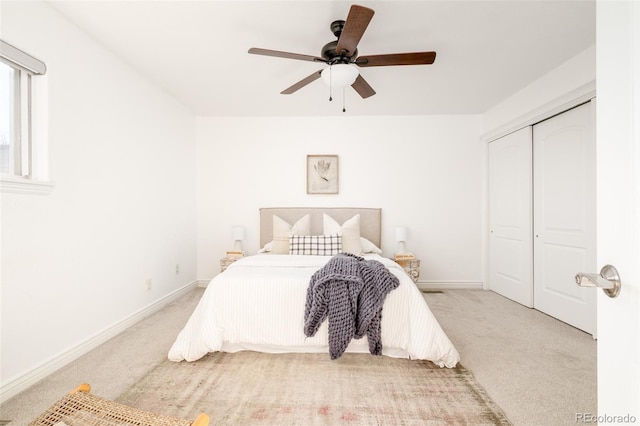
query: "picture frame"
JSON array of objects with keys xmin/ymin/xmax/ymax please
[{"xmin": 307, "ymin": 155, "xmax": 339, "ymax": 194}]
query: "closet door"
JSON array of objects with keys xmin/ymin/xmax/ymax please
[
  {"xmin": 489, "ymin": 127, "xmax": 533, "ymax": 307},
  {"xmin": 533, "ymin": 101, "xmax": 596, "ymax": 335}
]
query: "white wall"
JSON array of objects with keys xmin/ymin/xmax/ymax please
[
  {"xmin": 0, "ymin": 1, "xmax": 197, "ymax": 399},
  {"xmin": 196, "ymin": 115, "xmax": 484, "ymax": 287}
]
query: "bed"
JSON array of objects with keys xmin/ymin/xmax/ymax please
[{"xmin": 168, "ymin": 207, "xmax": 460, "ymax": 368}]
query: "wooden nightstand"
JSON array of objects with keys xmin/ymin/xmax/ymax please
[
  {"xmin": 220, "ymin": 253, "xmax": 243, "ymax": 272},
  {"xmin": 393, "ymin": 255, "xmax": 420, "ymax": 283}
]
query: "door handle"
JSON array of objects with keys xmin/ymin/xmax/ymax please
[{"xmin": 575, "ymin": 265, "xmax": 621, "ymax": 298}]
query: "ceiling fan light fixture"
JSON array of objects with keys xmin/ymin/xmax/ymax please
[{"xmin": 321, "ymin": 64, "xmax": 358, "ymax": 89}]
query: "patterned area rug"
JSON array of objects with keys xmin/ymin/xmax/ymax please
[{"xmin": 117, "ymin": 352, "xmax": 511, "ymax": 425}]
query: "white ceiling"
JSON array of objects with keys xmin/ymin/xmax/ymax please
[{"xmin": 47, "ymin": 0, "xmax": 595, "ymax": 117}]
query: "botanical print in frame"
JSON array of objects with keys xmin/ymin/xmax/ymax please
[{"xmin": 307, "ymin": 155, "xmax": 338, "ymax": 194}]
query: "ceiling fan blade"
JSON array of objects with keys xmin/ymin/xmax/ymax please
[
  {"xmin": 281, "ymin": 70, "xmax": 323, "ymax": 94},
  {"xmin": 248, "ymin": 48, "xmax": 324, "ymax": 63},
  {"xmin": 356, "ymin": 52, "xmax": 437, "ymax": 67},
  {"xmin": 351, "ymin": 74, "xmax": 376, "ymax": 99},
  {"xmin": 335, "ymin": 5, "xmax": 375, "ymax": 57}
]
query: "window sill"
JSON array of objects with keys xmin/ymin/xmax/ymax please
[{"xmin": 1, "ymin": 175, "xmax": 55, "ymax": 195}]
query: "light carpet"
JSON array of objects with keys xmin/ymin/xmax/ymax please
[{"xmin": 116, "ymin": 351, "xmax": 512, "ymax": 425}]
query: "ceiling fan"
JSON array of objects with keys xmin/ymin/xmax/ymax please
[{"xmin": 248, "ymin": 4, "xmax": 436, "ymax": 101}]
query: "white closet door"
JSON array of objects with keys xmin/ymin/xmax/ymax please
[
  {"xmin": 533, "ymin": 101, "xmax": 596, "ymax": 335},
  {"xmin": 489, "ymin": 127, "xmax": 533, "ymax": 307}
]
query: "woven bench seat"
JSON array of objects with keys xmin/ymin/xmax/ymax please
[{"xmin": 29, "ymin": 384, "xmax": 209, "ymax": 426}]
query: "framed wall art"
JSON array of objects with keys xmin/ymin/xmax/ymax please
[{"xmin": 307, "ymin": 155, "xmax": 339, "ymax": 194}]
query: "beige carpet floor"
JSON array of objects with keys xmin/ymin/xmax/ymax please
[
  {"xmin": 116, "ymin": 351, "xmax": 510, "ymax": 425},
  {"xmin": 0, "ymin": 288, "xmax": 596, "ymax": 425},
  {"xmin": 424, "ymin": 289, "xmax": 596, "ymax": 425}
]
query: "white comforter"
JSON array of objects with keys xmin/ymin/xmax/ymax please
[{"xmin": 168, "ymin": 254, "xmax": 460, "ymax": 367}]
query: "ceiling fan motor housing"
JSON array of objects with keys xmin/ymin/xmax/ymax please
[{"xmin": 321, "ymin": 40, "xmax": 357, "ymax": 64}]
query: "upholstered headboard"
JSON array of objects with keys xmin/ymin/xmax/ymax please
[{"xmin": 259, "ymin": 207, "xmax": 382, "ymax": 249}]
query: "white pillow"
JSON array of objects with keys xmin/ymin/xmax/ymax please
[
  {"xmin": 361, "ymin": 237, "xmax": 382, "ymax": 254},
  {"xmin": 323, "ymin": 213, "xmax": 362, "ymax": 255},
  {"xmin": 258, "ymin": 241, "xmax": 273, "ymax": 253},
  {"xmin": 272, "ymin": 215, "xmax": 311, "ymax": 254}
]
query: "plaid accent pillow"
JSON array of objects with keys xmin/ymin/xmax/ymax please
[{"xmin": 289, "ymin": 234, "xmax": 342, "ymax": 256}]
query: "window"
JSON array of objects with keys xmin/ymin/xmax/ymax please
[
  {"xmin": 0, "ymin": 39, "xmax": 50, "ymax": 194},
  {"xmin": 0, "ymin": 60, "xmax": 28, "ymax": 176}
]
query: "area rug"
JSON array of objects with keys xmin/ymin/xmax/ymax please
[{"xmin": 117, "ymin": 351, "xmax": 511, "ymax": 425}]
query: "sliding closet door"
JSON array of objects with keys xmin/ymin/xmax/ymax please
[
  {"xmin": 488, "ymin": 127, "xmax": 533, "ymax": 307},
  {"xmin": 533, "ymin": 101, "xmax": 596, "ymax": 335}
]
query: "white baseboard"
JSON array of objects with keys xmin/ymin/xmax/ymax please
[
  {"xmin": 0, "ymin": 280, "xmax": 198, "ymax": 403},
  {"xmin": 197, "ymin": 279, "xmax": 211, "ymax": 288},
  {"xmin": 416, "ymin": 281, "xmax": 484, "ymax": 291}
]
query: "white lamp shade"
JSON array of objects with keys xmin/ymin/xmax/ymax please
[
  {"xmin": 321, "ymin": 64, "xmax": 359, "ymax": 89},
  {"xmin": 232, "ymin": 226, "xmax": 245, "ymax": 241},
  {"xmin": 396, "ymin": 226, "xmax": 408, "ymax": 242},
  {"xmin": 395, "ymin": 227, "xmax": 408, "ymax": 242},
  {"xmin": 395, "ymin": 227, "xmax": 409, "ymax": 254}
]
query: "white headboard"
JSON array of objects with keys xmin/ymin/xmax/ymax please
[{"xmin": 259, "ymin": 207, "xmax": 382, "ymax": 249}]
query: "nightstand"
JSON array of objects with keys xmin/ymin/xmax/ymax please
[
  {"xmin": 220, "ymin": 255, "xmax": 242, "ymax": 272},
  {"xmin": 393, "ymin": 256, "xmax": 420, "ymax": 283}
]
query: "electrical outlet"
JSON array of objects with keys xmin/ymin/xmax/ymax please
[
  {"xmin": 175, "ymin": 264, "xmax": 180, "ymax": 275},
  {"xmin": 145, "ymin": 278, "xmax": 152, "ymax": 291}
]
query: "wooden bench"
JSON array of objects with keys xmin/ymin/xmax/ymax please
[{"xmin": 29, "ymin": 384, "xmax": 209, "ymax": 426}]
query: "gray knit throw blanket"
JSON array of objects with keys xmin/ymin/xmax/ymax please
[{"xmin": 304, "ymin": 253, "xmax": 400, "ymax": 360}]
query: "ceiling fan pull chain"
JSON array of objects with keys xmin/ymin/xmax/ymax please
[
  {"xmin": 342, "ymin": 87, "xmax": 346, "ymax": 112},
  {"xmin": 328, "ymin": 65, "xmax": 333, "ymax": 101}
]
